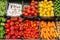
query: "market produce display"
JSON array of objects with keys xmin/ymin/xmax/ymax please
[
  {"xmin": 39, "ymin": 0, "xmax": 54, "ymax": 17},
  {"xmin": 54, "ymin": 0, "xmax": 60, "ymax": 16},
  {"xmin": 5, "ymin": 17, "xmax": 23, "ymax": 39},
  {"xmin": 0, "ymin": 0, "xmax": 60, "ymax": 39},
  {"xmin": 0, "ymin": 0, "xmax": 7, "ymax": 16},
  {"xmin": 40, "ymin": 21, "xmax": 58, "ymax": 40},
  {"xmin": 0, "ymin": 17, "xmax": 6, "ymax": 38},
  {"xmin": 23, "ymin": 20, "xmax": 39, "ymax": 38},
  {"xmin": 57, "ymin": 21, "xmax": 60, "ymax": 38},
  {"xmin": 7, "ymin": 3, "xmax": 22, "ymax": 16},
  {"xmin": 22, "ymin": 0, "xmax": 38, "ymax": 16}
]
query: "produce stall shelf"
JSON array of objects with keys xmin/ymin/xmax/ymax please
[{"xmin": 0, "ymin": 0, "xmax": 60, "ymax": 40}]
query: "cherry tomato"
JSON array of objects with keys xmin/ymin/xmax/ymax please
[
  {"xmin": 34, "ymin": 13, "xmax": 38, "ymax": 16},
  {"xmin": 24, "ymin": 13, "xmax": 28, "ymax": 16},
  {"xmin": 12, "ymin": 36, "xmax": 16, "ymax": 39},
  {"xmin": 6, "ymin": 35, "xmax": 10, "ymax": 39},
  {"xmin": 7, "ymin": 20, "xmax": 11, "ymax": 23},
  {"xmin": 10, "ymin": 21, "xmax": 14, "ymax": 26},
  {"xmin": 18, "ymin": 18, "xmax": 23, "ymax": 23},
  {"xmin": 5, "ymin": 29, "xmax": 10, "ymax": 33},
  {"xmin": 34, "ymin": 1, "xmax": 38, "ymax": 5},
  {"xmin": 35, "ymin": 5, "xmax": 38, "ymax": 8},
  {"xmin": 30, "ymin": 6, "xmax": 35, "ymax": 11},
  {"xmin": 5, "ymin": 23, "xmax": 10, "ymax": 29},
  {"xmin": 31, "ymin": 11, "xmax": 35, "ymax": 14},
  {"xmin": 30, "ymin": 3, "xmax": 35, "ymax": 6}
]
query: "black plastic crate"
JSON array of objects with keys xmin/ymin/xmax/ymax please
[
  {"xmin": 0, "ymin": 17, "xmax": 7, "ymax": 39},
  {"xmin": 38, "ymin": 0, "xmax": 55, "ymax": 18},
  {"xmin": 56, "ymin": 18, "xmax": 60, "ymax": 40},
  {"xmin": 40, "ymin": 18, "xmax": 58, "ymax": 40},
  {"xmin": 4, "ymin": 16, "xmax": 23, "ymax": 39},
  {"xmin": 0, "ymin": 0, "xmax": 7, "ymax": 17},
  {"xmin": 54, "ymin": 0, "xmax": 60, "ymax": 18},
  {"xmin": 22, "ymin": 18, "xmax": 40, "ymax": 39},
  {"xmin": 22, "ymin": 0, "xmax": 39, "ymax": 18}
]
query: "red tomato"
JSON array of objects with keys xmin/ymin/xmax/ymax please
[
  {"xmin": 23, "ymin": 9, "xmax": 26, "ymax": 12},
  {"xmin": 14, "ymin": 26, "xmax": 19, "ymax": 30},
  {"xmin": 30, "ymin": 3, "xmax": 35, "ymax": 6},
  {"xmin": 24, "ymin": 6, "xmax": 29, "ymax": 9},
  {"xmin": 35, "ymin": 5, "xmax": 38, "ymax": 8},
  {"xmin": 31, "ymin": 0, "xmax": 34, "ymax": 3},
  {"xmin": 23, "ymin": 12, "xmax": 25, "ymax": 15},
  {"xmin": 18, "ymin": 31, "xmax": 22, "ymax": 36},
  {"xmin": 13, "ymin": 17, "xmax": 18, "ymax": 21},
  {"xmin": 10, "ymin": 26, "xmax": 15, "ymax": 30},
  {"xmin": 10, "ymin": 18, "xmax": 14, "ymax": 21},
  {"xmin": 27, "ymin": 6, "xmax": 30, "ymax": 10},
  {"xmin": 15, "ymin": 22, "xmax": 19, "ymax": 25},
  {"xmin": 24, "ymin": 13, "xmax": 28, "ymax": 16},
  {"xmin": 6, "ymin": 35, "xmax": 10, "ymax": 39},
  {"xmin": 7, "ymin": 20, "xmax": 11, "ymax": 23},
  {"xmin": 5, "ymin": 23, "xmax": 10, "ymax": 29},
  {"xmin": 10, "ymin": 21, "xmax": 14, "ymax": 26},
  {"xmin": 34, "ymin": 1, "xmax": 38, "ymax": 5},
  {"xmin": 8, "ymin": 33, "xmax": 12, "ymax": 36},
  {"xmin": 18, "ymin": 18, "xmax": 23, "ymax": 23},
  {"xmin": 31, "ymin": 11, "xmax": 35, "ymax": 14},
  {"xmin": 34, "ymin": 13, "xmax": 38, "ymax": 16},
  {"xmin": 36, "ymin": 29, "xmax": 39, "ymax": 33},
  {"xmin": 18, "ymin": 24, "xmax": 22, "ymax": 27},
  {"xmin": 35, "ymin": 35, "xmax": 39, "ymax": 38},
  {"xmin": 30, "ymin": 6, "xmax": 35, "ymax": 11},
  {"xmin": 12, "ymin": 36, "xmax": 16, "ymax": 39},
  {"xmin": 5, "ymin": 29, "xmax": 10, "ymax": 33},
  {"xmin": 27, "ymin": 9, "xmax": 30, "ymax": 13},
  {"xmin": 15, "ymin": 32, "xmax": 18, "ymax": 37},
  {"xmin": 19, "ymin": 27, "xmax": 23, "ymax": 30},
  {"xmin": 10, "ymin": 30, "xmax": 15, "ymax": 35},
  {"xmin": 17, "ymin": 35, "xmax": 21, "ymax": 38}
]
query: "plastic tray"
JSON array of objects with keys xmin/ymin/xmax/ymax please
[
  {"xmin": 40, "ymin": 18, "xmax": 59, "ymax": 40},
  {"xmin": 22, "ymin": 18, "xmax": 40, "ymax": 39},
  {"xmin": 56, "ymin": 18, "xmax": 60, "ymax": 40},
  {"xmin": 0, "ymin": 0, "xmax": 7, "ymax": 16},
  {"xmin": 22, "ymin": 0, "xmax": 39, "ymax": 18},
  {"xmin": 38, "ymin": 0, "xmax": 55, "ymax": 18},
  {"xmin": 54, "ymin": 0, "xmax": 60, "ymax": 18}
]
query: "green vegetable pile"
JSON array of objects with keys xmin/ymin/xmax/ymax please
[
  {"xmin": 0, "ymin": 17, "xmax": 6, "ymax": 38},
  {"xmin": 0, "ymin": 0, "xmax": 7, "ymax": 16},
  {"xmin": 54, "ymin": 0, "xmax": 60, "ymax": 16}
]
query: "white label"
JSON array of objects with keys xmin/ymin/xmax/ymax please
[{"xmin": 7, "ymin": 3, "xmax": 22, "ymax": 16}]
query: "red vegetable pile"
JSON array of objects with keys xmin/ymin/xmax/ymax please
[
  {"xmin": 23, "ymin": 0, "xmax": 38, "ymax": 16},
  {"xmin": 23, "ymin": 20, "xmax": 39, "ymax": 38},
  {"xmin": 4, "ymin": 17, "xmax": 23, "ymax": 39}
]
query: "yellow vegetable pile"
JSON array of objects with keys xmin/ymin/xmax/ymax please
[
  {"xmin": 57, "ymin": 21, "xmax": 60, "ymax": 38},
  {"xmin": 38, "ymin": 0, "xmax": 54, "ymax": 17},
  {"xmin": 40, "ymin": 21, "xmax": 58, "ymax": 40}
]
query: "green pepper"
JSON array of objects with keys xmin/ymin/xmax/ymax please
[
  {"xmin": 0, "ymin": 26, "xmax": 4, "ymax": 31},
  {"xmin": 0, "ymin": 31, "xmax": 5, "ymax": 35},
  {"xmin": 0, "ymin": 0, "xmax": 7, "ymax": 16},
  {"xmin": 0, "ymin": 18, "xmax": 1, "ymax": 22},
  {"xmin": 1, "ymin": 18, "xmax": 6, "ymax": 22},
  {"xmin": 0, "ymin": 23, "xmax": 5, "ymax": 26},
  {"xmin": 0, "ymin": 35, "xmax": 4, "ymax": 38}
]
